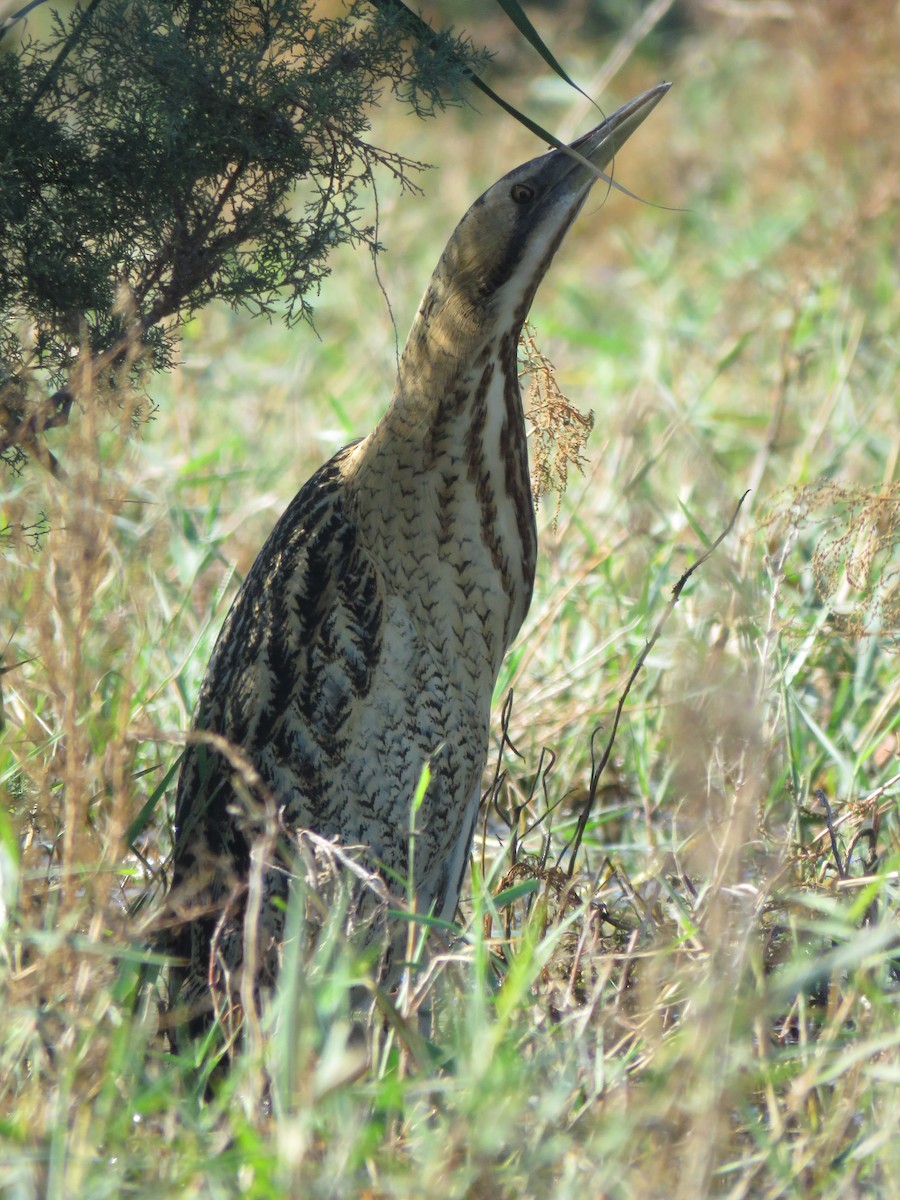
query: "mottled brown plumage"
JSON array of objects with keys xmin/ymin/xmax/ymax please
[{"xmin": 169, "ymin": 84, "xmax": 669, "ymax": 1030}]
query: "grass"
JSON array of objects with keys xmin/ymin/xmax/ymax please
[{"xmin": 2, "ymin": 4, "xmax": 899, "ymax": 1196}]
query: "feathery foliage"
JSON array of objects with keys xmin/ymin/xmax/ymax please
[{"xmin": 0, "ymin": 0, "xmax": 484, "ymax": 473}]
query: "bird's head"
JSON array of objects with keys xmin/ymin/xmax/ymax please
[{"xmin": 435, "ymin": 82, "xmax": 671, "ymax": 339}]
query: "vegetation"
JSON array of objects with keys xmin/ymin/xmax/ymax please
[
  {"xmin": 1, "ymin": 1, "xmax": 898, "ymax": 1196},
  {"xmin": 0, "ymin": 0, "xmax": 484, "ymax": 476}
]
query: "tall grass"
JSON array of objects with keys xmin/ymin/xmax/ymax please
[{"xmin": 2, "ymin": 4, "xmax": 898, "ymax": 1196}]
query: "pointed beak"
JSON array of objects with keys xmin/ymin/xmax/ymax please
[{"xmin": 567, "ymin": 82, "xmax": 671, "ymax": 179}]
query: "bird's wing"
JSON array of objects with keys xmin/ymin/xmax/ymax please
[{"xmin": 172, "ymin": 441, "xmax": 376, "ymax": 867}]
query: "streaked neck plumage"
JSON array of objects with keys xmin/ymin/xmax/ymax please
[{"xmin": 348, "ymin": 82, "xmax": 672, "ymax": 667}]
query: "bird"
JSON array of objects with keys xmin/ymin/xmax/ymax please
[{"xmin": 168, "ymin": 82, "xmax": 670, "ymax": 1034}]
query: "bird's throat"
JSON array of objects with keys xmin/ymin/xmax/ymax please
[{"xmin": 352, "ymin": 298, "xmax": 537, "ymax": 668}]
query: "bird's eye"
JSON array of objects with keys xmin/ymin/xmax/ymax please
[{"xmin": 510, "ymin": 182, "xmax": 535, "ymax": 204}]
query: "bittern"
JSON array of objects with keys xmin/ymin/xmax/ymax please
[{"xmin": 170, "ymin": 83, "xmax": 669, "ymax": 1028}]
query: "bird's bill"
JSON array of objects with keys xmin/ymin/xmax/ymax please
[{"xmin": 568, "ymin": 81, "xmax": 671, "ymax": 178}]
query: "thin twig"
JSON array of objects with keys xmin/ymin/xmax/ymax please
[
  {"xmin": 19, "ymin": 0, "xmax": 104, "ymax": 116},
  {"xmin": 564, "ymin": 491, "xmax": 750, "ymax": 878}
]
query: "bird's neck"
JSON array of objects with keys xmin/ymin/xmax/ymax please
[
  {"xmin": 351, "ymin": 271, "xmax": 537, "ymax": 660},
  {"xmin": 394, "ymin": 263, "xmax": 493, "ymax": 403}
]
